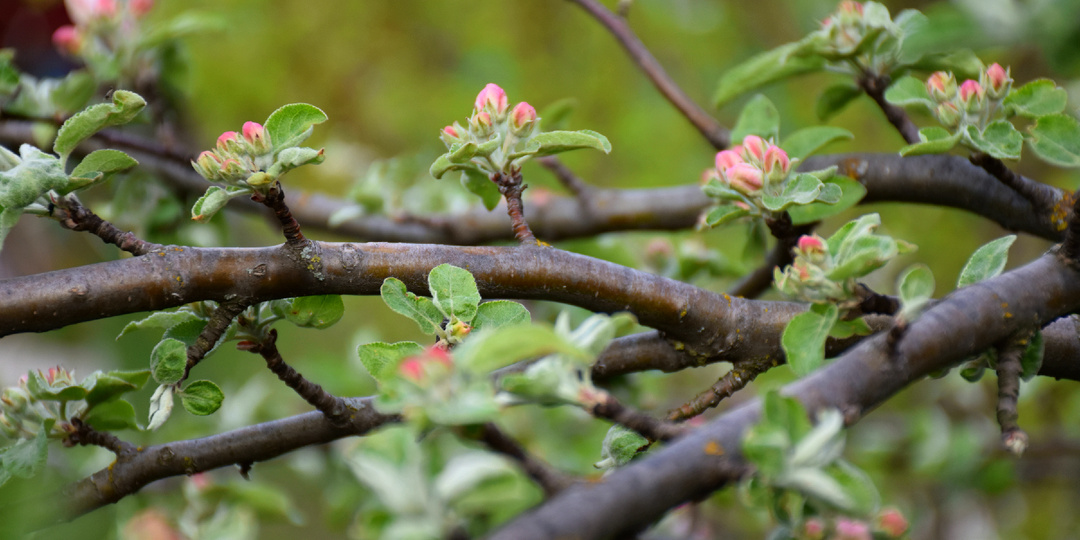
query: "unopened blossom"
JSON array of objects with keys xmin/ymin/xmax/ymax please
[
  {"xmin": 470, "ymin": 111, "xmax": 494, "ymax": 137},
  {"xmin": 762, "ymin": 145, "xmax": 790, "ymax": 181},
  {"xmin": 926, "ymin": 71, "xmax": 956, "ymax": 102},
  {"xmin": 934, "ymin": 101, "xmax": 962, "ymax": 128},
  {"xmin": 51, "ymin": 25, "xmax": 81, "ymax": 55},
  {"xmin": 714, "ymin": 149, "xmax": 743, "ymax": 174},
  {"xmin": 958, "ymin": 79, "xmax": 985, "ymax": 112},
  {"xmin": 740, "ymin": 135, "xmax": 769, "ymax": 163},
  {"xmin": 797, "ymin": 234, "xmax": 826, "ymax": 254},
  {"xmin": 130, "ymin": 0, "xmax": 154, "ymax": 18},
  {"xmin": 65, "ymin": 0, "xmax": 117, "ymax": 26},
  {"xmin": 833, "ymin": 519, "xmax": 871, "ymax": 540},
  {"xmin": 984, "ymin": 63, "xmax": 1011, "ymax": 99},
  {"xmin": 474, "ymin": 83, "xmax": 509, "ymax": 116},
  {"xmin": 510, "ymin": 101, "xmax": 537, "ymax": 135},
  {"xmin": 875, "ymin": 508, "xmax": 908, "ymax": 538},
  {"xmin": 242, "ymin": 121, "xmax": 271, "ymax": 154},
  {"xmin": 725, "ymin": 162, "xmax": 764, "ymax": 194},
  {"xmin": 216, "ymin": 131, "xmax": 240, "ymax": 153}
]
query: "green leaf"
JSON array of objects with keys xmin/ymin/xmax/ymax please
[
  {"xmin": 178, "ymin": 380, "xmax": 224, "ymax": 416},
  {"xmin": 780, "ymin": 126, "xmax": 853, "ymax": 161},
  {"xmin": 26, "ymin": 371, "xmax": 87, "ymax": 401},
  {"xmin": 899, "ymin": 127, "xmax": 961, "ymax": 156},
  {"xmin": 69, "ymin": 149, "xmax": 138, "ymax": 186},
  {"xmin": 731, "ymin": 94, "xmax": 780, "ymax": 143},
  {"xmin": 1020, "ymin": 331, "xmax": 1044, "ymax": 381},
  {"xmin": 460, "ymin": 168, "xmax": 501, "ymax": 211},
  {"xmin": 1, "ymin": 425, "xmax": 50, "ymax": 480},
  {"xmin": 782, "ymin": 303, "xmax": 839, "ymax": 376},
  {"xmin": 815, "ymin": 83, "xmax": 863, "ymax": 121},
  {"xmin": 428, "ymin": 264, "xmax": 481, "ymax": 323},
  {"xmin": 264, "ymin": 103, "xmax": 328, "ymax": 151},
  {"xmin": 150, "ymin": 338, "xmax": 187, "ymax": 385},
  {"xmin": 0, "ymin": 144, "xmax": 68, "ymax": 212},
  {"xmin": 1027, "ymin": 113, "xmax": 1080, "ymax": 167},
  {"xmin": 713, "ymin": 42, "xmax": 826, "ymax": 107},
  {"xmin": 821, "ymin": 460, "xmax": 880, "ymax": 515},
  {"xmin": 83, "ymin": 398, "xmax": 139, "ymax": 431},
  {"xmin": 284, "ymin": 295, "xmax": 345, "ymax": 329},
  {"xmin": 762, "ymin": 391, "xmax": 813, "ymax": 442},
  {"xmin": 53, "ymin": 90, "xmax": 146, "ymax": 162},
  {"xmin": 448, "ymin": 142, "xmax": 480, "ymax": 164},
  {"xmin": 430, "ymin": 152, "xmax": 482, "ymax": 180},
  {"xmin": 526, "ymin": 129, "xmax": 611, "ymax": 157},
  {"xmin": 829, "ymin": 317, "xmax": 872, "ymax": 339},
  {"xmin": 883, "ymin": 76, "xmax": 933, "ymax": 109},
  {"xmin": 788, "ymin": 176, "xmax": 866, "ymax": 225},
  {"xmin": 267, "ymin": 146, "xmax": 324, "ymax": 176},
  {"xmin": 454, "ymin": 324, "xmax": 587, "ymax": 374},
  {"xmin": 379, "ymin": 277, "xmax": 445, "ymax": 335},
  {"xmin": 118, "ymin": 310, "xmax": 202, "ymax": 339},
  {"xmin": 827, "ymin": 234, "xmax": 898, "ymax": 281},
  {"xmin": 1004, "ymin": 79, "xmax": 1068, "ymax": 118},
  {"xmin": 702, "ymin": 205, "xmax": 750, "ymax": 227},
  {"xmin": 957, "ymin": 235, "xmax": 1016, "ymax": 288},
  {"xmin": 83, "ymin": 370, "xmax": 150, "ymax": 408},
  {"xmin": 742, "ymin": 423, "xmax": 791, "ymax": 478},
  {"xmin": 897, "ymin": 264, "xmax": 935, "ymax": 320},
  {"xmin": 472, "ymin": 301, "xmax": 531, "ymax": 332},
  {"xmin": 902, "ymin": 50, "xmax": 984, "ymax": 80},
  {"xmin": 191, "ymin": 185, "xmax": 250, "ymax": 222},
  {"xmin": 761, "ymin": 173, "xmax": 826, "ymax": 212},
  {"xmin": 963, "ymin": 121, "xmax": 1023, "ymax": 160},
  {"xmin": 357, "ymin": 341, "xmax": 424, "ymax": 384},
  {"xmin": 594, "ymin": 425, "xmax": 649, "ymax": 470}
]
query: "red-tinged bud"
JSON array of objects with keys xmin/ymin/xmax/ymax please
[
  {"xmin": 130, "ymin": 0, "xmax": 154, "ymax": 18},
  {"xmin": 820, "ymin": 15, "xmax": 833, "ymax": 29},
  {"xmin": 984, "ymin": 63, "xmax": 1011, "ymax": 99},
  {"xmin": 474, "ymin": 83, "xmax": 509, "ymax": 117},
  {"xmin": 714, "ymin": 149, "xmax": 743, "ymax": 174},
  {"xmin": 958, "ymin": 79, "xmax": 985, "ymax": 112},
  {"xmin": 801, "ymin": 518, "xmax": 826, "ymax": 540},
  {"xmin": 834, "ymin": 519, "xmax": 872, "ymax": 540},
  {"xmin": 510, "ymin": 101, "xmax": 537, "ymax": 136},
  {"xmin": 52, "ymin": 25, "xmax": 81, "ymax": 55},
  {"xmin": 797, "ymin": 234, "xmax": 826, "ymax": 254},
  {"xmin": 65, "ymin": 0, "xmax": 117, "ymax": 25},
  {"xmin": 934, "ymin": 101, "xmax": 962, "ymax": 129},
  {"xmin": 740, "ymin": 135, "xmax": 769, "ymax": 164},
  {"xmin": 192, "ymin": 150, "xmax": 223, "ymax": 179},
  {"xmin": 762, "ymin": 145, "xmax": 790, "ymax": 181},
  {"xmin": 216, "ymin": 131, "xmax": 240, "ymax": 153},
  {"xmin": 443, "ymin": 125, "xmax": 460, "ymax": 139},
  {"xmin": 399, "ymin": 358, "xmax": 425, "ymax": 382},
  {"xmin": 449, "ymin": 320, "xmax": 472, "ymax": 340},
  {"xmin": 220, "ymin": 158, "xmax": 247, "ymax": 178},
  {"xmin": 427, "ymin": 345, "xmax": 454, "ymax": 368},
  {"xmin": 838, "ymin": 0, "xmax": 863, "ymax": 16},
  {"xmin": 470, "ymin": 111, "xmax": 494, "ymax": 137},
  {"xmin": 242, "ymin": 121, "xmax": 271, "ymax": 154},
  {"xmin": 725, "ymin": 162, "xmax": 763, "ymax": 194},
  {"xmin": 926, "ymin": 71, "xmax": 956, "ymax": 102},
  {"xmin": 875, "ymin": 508, "xmax": 909, "ymax": 538},
  {"xmin": 190, "ymin": 472, "xmax": 211, "ymax": 490},
  {"xmin": 44, "ymin": 366, "xmax": 75, "ymax": 386}
]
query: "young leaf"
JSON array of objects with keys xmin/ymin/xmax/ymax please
[
  {"xmin": 883, "ymin": 76, "xmax": 933, "ymax": 109},
  {"xmin": 780, "ymin": 126, "xmax": 853, "ymax": 161},
  {"xmin": 827, "ymin": 234, "xmax": 898, "ymax": 281},
  {"xmin": 829, "ymin": 317, "xmax": 872, "ymax": 339},
  {"xmin": 83, "ymin": 370, "xmax": 150, "ymax": 408},
  {"xmin": 26, "ymin": 371, "xmax": 87, "ymax": 402},
  {"xmin": 453, "ymin": 324, "xmax": 586, "ymax": 374},
  {"xmin": 357, "ymin": 341, "xmax": 424, "ymax": 384},
  {"xmin": 68, "ymin": 149, "xmax": 138, "ymax": 187},
  {"xmin": 702, "ymin": 205, "xmax": 750, "ymax": 227},
  {"xmin": 118, "ymin": 310, "xmax": 202, "ymax": 339},
  {"xmin": 1027, "ymin": 113, "xmax": 1080, "ymax": 167},
  {"xmin": 761, "ymin": 173, "xmax": 825, "ymax": 212},
  {"xmin": 594, "ymin": 425, "xmax": 650, "ymax": 470},
  {"xmin": 379, "ymin": 277, "xmax": 445, "ymax": 335},
  {"xmin": 1, "ymin": 425, "xmax": 50, "ymax": 480},
  {"xmin": 957, "ymin": 235, "xmax": 1016, "ymax": 288},
  {"xmin": 815, "ymin": 83, "xmax": 863, "ymax": 121},
  {"xmin": 899, "ymin": 127, "xmax": 961, "ymax": 156},
  {"xmin": 782, "ymin": 303, "xmax": 839, "ymax": 376},
  {"xmin": 178, "ymin": 380, "xmax": 225, "ymax": 416},
  {"xmin": 268, "ymin": 146, "xmax": 325, "ymax": 176},
  {"xmin": 1004, "ymin": 79, "xmax": 1068, "ymax": 118},
  {"xmin": 147, "ymin": 384, "xmax": 175, "ymax": 431},
  {"xmin": 430, "ymin": 153, "xmax": 482, "ymax": 180},
  {"xmin": 731, "ymin": 94, "xmax": 781, "ymax": 143},
  {"xmin": 897, "ymin": 264, "xmax": 935, "ymax": 320},
  {"xmin": 963, "ymin": 121, "xmax": 1022, "ymax": 160},
  {"xmin": 264, "ymin": 103, "xmax": 328, "ymax": 151},
  {"xmin": 448, "ymin": 142, "xmax": 480, "ymax": 164},
  {"xmin": 284, "ymin": 295, "xmax": 345, "ymax": 329},
  {"xmin": 150, "ymin": 338, "xmax": 187, "ymax": 385},
  {"xmin": 192, "ymin": 185, "xmax": 249, "ymax": 222},
  {"xmin": 713, "ymin": 42, "xmax": 826, "ymax": 107},
  {"xmin": 53, "ymin": 90, "xmax": 146, "ymax": 162},
  {"xmin": 472, "ymin": 300, "xmax": 531, "ymax": 332},
  {"xmin": 83, "ymin": 398, "xmax": 140, "ymax": 431},
  {"xmin": 527, "ymin": 129, "xmax": 611, "ymax": 157},
  {"xmin": 460, "ymin": 168, "xmax": 501, "ymax": 211},
  {"xmin": 788, "ymin": 176, "xmax": 866, "ymax": 225},
  {"xmin": 428, "ymin": 264, "xmax": 481, "ymax": 323},
  {"xmin": 1020, "ymin": 331, "xmax": 1044, "ymax": 381}
]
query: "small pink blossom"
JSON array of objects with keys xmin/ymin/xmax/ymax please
[
  {"xmin": 242, "ymin": 121, "xmax": 271, "ymax": 153},
  {"xmin": 426, "ymin": 345, "xmax": 454, "ymax": 368},
  {"xmin": 740, "ymin": 135, "xmax": 769, "ymax": 163},
  {"xmin": 797, "ymin": 234, "xmax": 826, "ymax": 253},
  {"xmin": 762, "ymin": 145, "xmax": 790, "ymax": 178},
  {"xmin": 926, "ymin": 71, "xmax": 955, "ymax": 101},
  {"xmin": 834, "ymin": 518, "xmax": 871, "ymax": 540},
  {"xmin": 510, "ymin": 101, "xmax": 537, "ymax": 134},
  {"xmin": 985, "ymin": 63, "xmax": 1011, "ymax": 98},
  {"xmin": 399, "ymin": 358, "xmax": 425, "ymax": 382},
  {"xmin": 52, "ymin": 25, "xmax": 81, "ymax": 55},
  {"xmin": 875, "ymin": 508, "xmax": 909, "ymax": 538},
  {"xmin": 471, "ymin": 111, "xmax": 493, "ymax": 136},
  {"xmin": 241, "ymin": 121, "xmax": 263, "ymax": 142},
  {"xmin": 216, "ymin": 131, "xmax": 239, "ymax": 152},
  {"xmin": 65, "ymin": 0, "xmax": 117, "ymax": 25},
  {"xmin": 802, "ymin": 518, "xmax": 826, "ymax": 540},
  {"xmin": 442, "ymin": 125, "xmax": 460, "ymax": 138},
  {"xmin": 714, "ymin": 149, "xmax": 743, "ymax": 174},
  {"xmin": 725, "ymin": 162, "xmax": 763, "ymax": 194},
  {"xmin": 958, "ymin": 79, "xmax": 985, "ymax": 107},
  {"xmin": 475, "ymin": 83, "xmax": 509, "ymax": 115}
]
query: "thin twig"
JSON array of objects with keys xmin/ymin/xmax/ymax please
[
  {"xmin": 567, "ymin": 0, "xmax": 729, "ymax": 149},
  {"xmin": 494, "ymin": 170, "xmax": 538, "ymax": 244},
  {"xmin": 183, "ymin": 300, "xmax": 250, "ymax": 382},
  {"xmin": 996, "ymin": 336, "xmax": 1028, "ymax": 456},
  {"xmin": 667, "ymin": 357, "xmax": 776, "ymax": 421},
  {"xmin": 858, "ymin": 73, "xmax": 920, "ymax": 145},
  {"xmin": 237, "ymin": 329, "xmax": 350, "ymax": 425},
  {"xmin": 251, "ymin": 182, "xmax": 309, "ymax": 250},
  {"xmin": 537, "ymin": 156, "xmax": 593, "ymax": 198},
  {"xmin": 466, "ymin": 423, "xmax": 576, "ymax": 497},
  {"xmin": 64, "ymin": 418, "xmax": 137, "ymax": 457},
  {"xmin": 853, "ymin": 283, "xmax": 900, "ymax": 317},
  {"xmin": 56, "ymin": 199, "xmax": 162, "ymax": 255},
  {"xmin": 970, "ymin": 152, "xmax": 1058, "ymax": 214},
  {"xmin": 588, "ymin": 391, "xmax": 686, "ymax": 441}
]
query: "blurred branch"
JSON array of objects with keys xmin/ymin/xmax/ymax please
[{"xmin": 858, "ymin": 73, "xmax": 920, "ymax": 145}]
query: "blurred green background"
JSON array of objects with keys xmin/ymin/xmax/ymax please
[{"xmin": 3, "ymin": 0, "xmax": 1080, "ymax": 538}]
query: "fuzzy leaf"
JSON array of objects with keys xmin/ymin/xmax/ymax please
[
  {"xmin": 83, "ymin": 370, "xmax": 150, "ymax": 408},
  {"xmin": 782, "ymin": 303, "xmax": 839, "ymax": 376},
  {"xmin": 527, "ymin": 129, "xmax": 611, "ymax": 157},
  {"xmin": 147, "ymin": 384, "xmax": 174, "ymax": 431},
  {"xmin": 430, "ymin": 153, "xmax": 481, "ymax": 180},
  {"xmin": 284, "ymin": 295, "xmax": 344, "ymax": 329},
  {"xmin": 883, "ymin": 76, "xmax": 933, "ymax": 109},
  {"xmin": 1004, "ymin": 79, "xmax": 1068, "ymax": 118},
  {"xmin": 179, "ymin": 380, "xmax": 224, "ymax": 416},
  {"xmin": 460, "ymin": 168, "xmax": 501, "ymax": 211},
  {"xmin": 264, "ymin": 103, "xmax": 327, "ymax": 151},
  {"xmin": 118, "ymin": 310, "xmax": 202, "ymax": 339},
  {"xmin": 83, "ymin": 398, "xmax": 140, "ymax": 431},
  {"xmin": 68, "ymin": 149, "xmax": 137, "ymax": 188},
  {"xmin": 380, "ymin": 277, "xmax": 445, "ymax": 335},
  {"xmin": 957, "ymin": 235, "xmax": 1016, "ymax": 288},
  {"xmin": 732, "ymin": 94, "xmax": 780, "ymax": 143},
  {"xmin": 788, "ymin": 176, "xmax": 866, "ymax": 225},
  {"xmin": 191, "ymin": 185, "xmax": 249, "ymax": 222},
  {"xmin": 472, "ymin": 301, "xmax": 531, "ymax": 332},
  {"xmin": 703, "ymin": 205, "xmax": 750, "ymax": 227},
  {"xmin": 780, "ymin": 126, "xmax": 853, "ymax": 161},
  {"xmin": 150, "ymin": 338, "xmax": 187, "ymax": 385},
  {"xmin": 897, "ymin": 264, "xmax": 935, "ymax": 320},
  {"xmin": 595, "ymin": 425, "xmax": 649, "ymax": 470},
  {"xmin": 964, "ymin": 121, "xmax": 1023, "ymax": 160},
  {"xmin": 1027, "ymin": 113, "xmax": 1080, "ymax": 167},
  {"xmin": 54, "ymin": 90, "xmax": 146, "ymax": 161},
  {"xmin": 1, "ymin": 425, "xmax": 50, "ymax": 480},
  {"xmin": 357, "ymin": 341, "xmax": 424, "ymax": 384},
  {"xmin": 428, "ymin": 263, "xmax": 481, "ymax": 323},
  {"xmin": 713, "ymin": 42, "xmax": 826, "ymax": 107},
  {"xmin": 899, "ymin": 127, "xmax": 961, "ymax": 156}
]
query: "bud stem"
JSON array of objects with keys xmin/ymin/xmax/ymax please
[{"xmin": 494, "ymin": 170, "xmax": 538, "ymax": 245}]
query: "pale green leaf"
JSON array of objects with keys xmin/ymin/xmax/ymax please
[
  {"xmin": 782, "ymin": 304, "xmax": 839, "ymax": 376},
  {"xmin": 357, "ymin": 341, "xmax": 424, "ymax": 383},
  {"xmin": 379, "ymin": 277, "xmax": 445, "ymax": 335},
  {"xmin": 957, "ymin": 235, "xmax": 1016, "ymax": 288},
  {"xmin": 178, "ymin": 380, "xmax": 224, "ymax": 416},
  {"xmin": 264, "ymin": 103, "xmax": 327, "ymax": 151},
  {"xmin": 732, "ymin": 94, "xmax": 780, "ymax": 143},
  {"xmin": 428, "ymin": 263, "xmax": 481, "ymax": 323}
]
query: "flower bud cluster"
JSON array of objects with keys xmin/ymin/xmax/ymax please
[
  {"xmin": 52, "ymin": 0, "xmax": 155, "ymax": 57},
  {"xmin": 774, "ymin": 234, "xmax": 853, "ymax": 305},
  {"xmin": 0, "ymin": 369, "xmax": 73, "ymax": 440},
  {"xmin": 819, "ymin": 1, "xmax": 867, "ymax": 55},
  {"xmin": 439, "ymin": 83, "xmax": 540, "ymax": 174},
  {"xmin": 191, "ymin": 122, "xmax": 275, "ymax": 186},
  {"xmin": 815, "ymin": 1, "xmax": 900, "ymax": 62},
  {"xmin": 711, "ymin": 135, "xmax": 791, "ymax": 199},
  {"xmin": 795, "ymin": 509, "xmax": 907, "ymax": 540},
  {"xmin": 926, "ymin": 63, "xmax": 1012, "ymax": 129}
]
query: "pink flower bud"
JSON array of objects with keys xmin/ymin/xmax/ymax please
[
  {"xmin": 193, "ymin": 150, "xmax": 223, "ymax": 179},
  {"xmin": 834, "ymin": 519, "xmax": 871, "ymax": 540},
  {"xmin": 875, "ymin": 508, "xmax": 909, "ymax": 538},
  {"xmin": 510, "ymin": 101, "xmax": 537, "ymax": 135},
  {"xmin": 216, "ymin": 131, "xmax": 239, "ymax": 152},
  {"xmin": 443, "ymin": 125, "xmax": 460, "ymax": 139},
  {"xmin": 762, "ymin": 145, "xmax": 790, "ymax": 179},
  {"xmin": 934, "ymin": 101, "xmax": 962, "ymax": 128},
  {"xmin": 66, "ymin": 0, "xmax": 116, "ymax": 24},
  {"xmin": 130, "ymin": 0, "xmax": 153, "ymax": 17},
  {"xmin": 427, "ymin": 345, "xmax": 454, "ymax": 368},
  {"xmin": 740, "ymin": 135, "xmax": 769, "ymax": 164},
  {"xmin": 984, "ymin": 63, "xmax": 1011, "ymax": 99},
  {"xmin": 242, "ymin": 121, "xmax": 271, "ymax": 154},
  {"xmin": 470, "ymin": 111, "xmax": 494, "ymax": 137},
  {"xmin": 958, "ymin": 79, "xmax": 985, "ymax": 111},
  {"xmin": 714, "ymin": 149, "xmax": 743, "ymax": 174},
  {"xmin": 725, "ymin": 162, "xmax": 763, "ymax": 194},
  {"xmin": 802, "ymin": 518, "xmax": 826, "ymax": 540},
  {"xmin": 926, "ymin": 71, "xmax": 956, "ymax": 102},
  {"xmin": 220, "ymin": 158, "xmax": 247, "ymax": 178},
  {"xmin": 838, "ymin": 1, "xmax": 863, "ymax": 16},
  {"xmin": 797, "ymin": 234, "xmax": 826, "ymax": 253},
  {"xmin": 474, "ymin": 83, "xmax": 509, "ymax": 116},
  {"xmin": 52, "ymin": 26, "xmax": 81, "ymax": 55},
  {"xmin": 399, "ymin": 358, "xmax": 425, "ymax": 382}
]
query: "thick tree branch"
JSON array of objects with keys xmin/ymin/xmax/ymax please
[
  {"xmin": 564, "ymin": 0, "xmax": 730, "ymax": 149},
  {"xmin": 491, "ymin": 248, "xmax": 1080, "ymax": 539}
]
